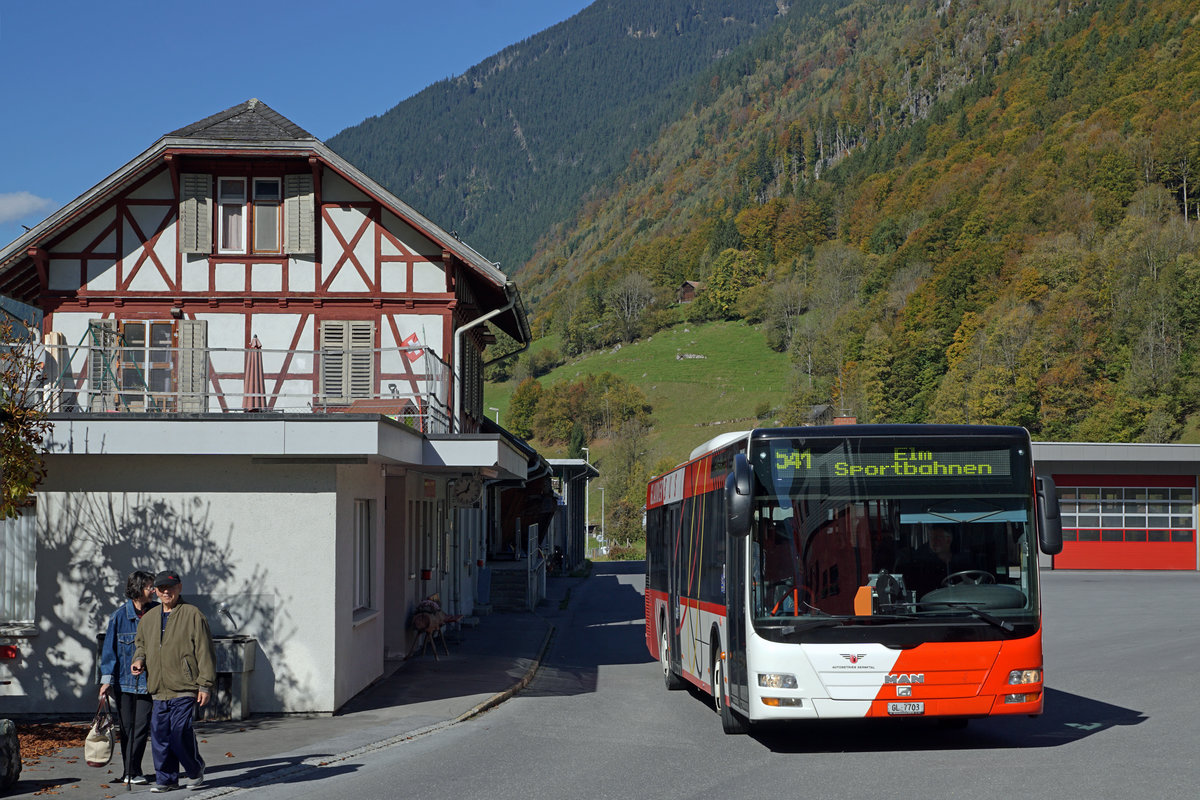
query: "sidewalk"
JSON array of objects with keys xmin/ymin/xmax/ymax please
[{"xmin": 9, "ymin": 575, "xmax": 578, "ymax": 798}]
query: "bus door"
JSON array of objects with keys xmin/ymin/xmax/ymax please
[
  {"xmin": 665, "ymin": 502, "xmax": 683, "ymax": 676},
  {"xmin": 725, "ymin": 525, "xmax": 749, "ymax": 709}
]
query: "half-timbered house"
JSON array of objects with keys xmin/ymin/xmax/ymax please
[{"xmin": 0, "ymin": 99, "xmax": 537, "ymax": 715}]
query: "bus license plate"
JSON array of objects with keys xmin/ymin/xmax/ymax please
[{"xmin": 887, "ymin": 702, "xmax": 924, "ymax": 715}]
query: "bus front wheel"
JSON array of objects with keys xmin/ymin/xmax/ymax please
[{"xmin": 712, "ymin": 642, "xmax": 748, "ymax": 735}]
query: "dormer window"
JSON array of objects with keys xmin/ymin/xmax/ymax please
[{"xmin": 180, "ymin": 172, "xmax": 313, "ymax": 256}]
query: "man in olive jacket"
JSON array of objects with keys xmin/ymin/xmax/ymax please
[{"xmin": 131, "ymin": 570, "xmax": 215, "ymax": 792}]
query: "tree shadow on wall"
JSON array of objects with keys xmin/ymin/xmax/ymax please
[{"xmin": 15, "ymin": 492, "xmax": 299, "ymax": 715}]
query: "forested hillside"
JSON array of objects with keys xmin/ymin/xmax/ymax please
[
  {"xmin": 514, "ymin": 0, "xmax": 1200, "ymax": 445},
  {"xmin": 328, "ymin": 0, "xmax": 785, "ymax": 270}
]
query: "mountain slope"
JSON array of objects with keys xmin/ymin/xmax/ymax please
[
  {"xmin": 328, "ymin": 0, "xmax": 792, "ymax": 270},
  {"xmin": 509, "ymin": 0, "xmax": 1200, "ymax": 444}
]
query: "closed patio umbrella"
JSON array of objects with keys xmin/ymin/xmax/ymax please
[{"xmin": 243, "ymin": 335, "xmax": 267, "ymax": 411}]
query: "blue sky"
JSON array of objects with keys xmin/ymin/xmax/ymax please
[{"xmin": 0, "ymin": 0, "xmax": 592, "ymax": 247}]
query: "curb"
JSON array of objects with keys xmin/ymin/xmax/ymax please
[
  {"xmin": 193, "ymin": 621, "xmax": 556, "ymax": 797},
  {"xmin": 454, "ymin": 622, "xmax": 555, "ymax": 724}
]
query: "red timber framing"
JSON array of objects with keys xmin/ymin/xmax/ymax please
[
  {"xmin": 32, "ymin": 152, "xmax": 476, "ymax": 417},
  {"xmin": 0, "ymin": 93, "xmax": 532, "ymax": 436},
  {"xmin": 1053, "ymin": 473, "xmax": 1199, "ymax": 571}
]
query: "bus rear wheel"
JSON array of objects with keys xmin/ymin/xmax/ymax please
[
  {"xmin": 661, "ymin": 625, "xmax": 684, "ymax": 690},
  {"xmin": 712, "ymin": 643, "xmax": 748, "ymax": 735}
]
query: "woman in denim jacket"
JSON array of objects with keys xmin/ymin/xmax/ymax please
[{"xmin": 99, "ymin": 571, "xmax": 158, "ymax": 785}]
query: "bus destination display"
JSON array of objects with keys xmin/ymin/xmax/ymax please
[{"xmin": 771, "ymin": 442, "xmax": 1012, "ymax": 482}]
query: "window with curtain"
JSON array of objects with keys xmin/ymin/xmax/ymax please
[{"xmin": 218, "ymin": 177, "xmax": 246, "ymax": 253}]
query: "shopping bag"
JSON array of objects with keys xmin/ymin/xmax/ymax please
[{"xmin": 83, "ymin": 696, "xmax": 116, "ymax": 767}]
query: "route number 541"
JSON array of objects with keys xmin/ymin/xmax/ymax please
[{"xmin": 776, "ymin": 449, "xmax": 812, "ymax": 470}]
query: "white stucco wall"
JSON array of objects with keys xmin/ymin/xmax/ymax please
[
  {"xmin": 333, "ymin": 464, "xmax": 386, "ymax": 708},
  {"xmin": 2, "ymin": 455, "xmax": 342, "ymax": 715}
]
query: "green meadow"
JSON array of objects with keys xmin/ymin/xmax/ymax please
[{"xmin": 484, "ymin": 320, "xmax": 795, "ymax": 470}]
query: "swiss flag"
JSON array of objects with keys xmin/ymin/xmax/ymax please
[{"xmin": 401, "ymin": 332, "xmax": 423, "ymax": 363}]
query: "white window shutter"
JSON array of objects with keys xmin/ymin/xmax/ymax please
[
  {"xmin": 176, "ymin": 319, "xmax": 208, "ymax": 412},
  {"xmin": 348, "ymin": 320, "xmax": 375, "ymax": 399},
  {"xmin": 179, "ymin": 174, "xmax": 213, "ymax": 254},
  {"xmin": 320, "ymin": 321, "xmax": 348, "ymax": 403},
  {"xmin": 284, "ymin": 174, "xmax": 315, "ymax": 254},
  {"xmin": 320, "ymin": 320, "xmax": 374, "ymax": 403}
]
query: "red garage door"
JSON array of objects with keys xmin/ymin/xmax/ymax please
[{"xmin": 1055, "ymin": 475, "xmax": 1198, "ymax": 570}]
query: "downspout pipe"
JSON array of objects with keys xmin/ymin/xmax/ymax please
[{"xmin": 453, "ymin": 282, "xmax": 517, "ymax": 433}]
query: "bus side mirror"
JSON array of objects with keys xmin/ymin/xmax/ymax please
[
  {"xmin": 726, "ymin": 453, "xmax": 752, "ymax": 537},
  {"xmin": 1036, "ymin": 475, "xmax": 1063, "ymax": 555}
]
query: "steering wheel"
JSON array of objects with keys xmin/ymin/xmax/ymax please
[{"xmin": 941, "ymin": 570, "xmax": 995, "ymax": 587}]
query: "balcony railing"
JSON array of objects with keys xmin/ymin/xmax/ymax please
[{"xmin": 27, "ymin": 341, "xmax": 454, "ymax": 434}]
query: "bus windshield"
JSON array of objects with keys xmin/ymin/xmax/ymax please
[{"xmin": 747, "ymin": 434, "xmax": 1038, "ymax": 633}]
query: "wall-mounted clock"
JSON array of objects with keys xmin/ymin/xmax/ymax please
[{"xmin": 453, "ymin": 475, "xmax": 483, "ymax": 505}]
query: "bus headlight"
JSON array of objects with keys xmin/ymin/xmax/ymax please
[
  {"xmin": 1008, "ymin": 669, "xmax": 1042, "ymax": 685},
  {"xmin": 757, "ymin": 673, "xmax": 798, "ymax": 689}
]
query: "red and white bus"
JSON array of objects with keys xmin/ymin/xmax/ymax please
[{"xmin": 645, "ymin": 425, "xmax": 1063, "ymax": 733}]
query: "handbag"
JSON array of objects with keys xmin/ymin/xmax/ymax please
[{"xmin": 84, "ymin": 696, "xmax": 117, "ymax": 767}]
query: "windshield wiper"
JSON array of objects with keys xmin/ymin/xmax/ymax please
[
  {"xmin": 761, "ymin": 613, "xmax": 921, "ymax": 631},
  {"xmin": 757, "ymin": 616, "xmax": 845, "ymax": 634},
  {"xmin": 879, "ymin": 602, "xmax": 1015, "ymax": 632}
]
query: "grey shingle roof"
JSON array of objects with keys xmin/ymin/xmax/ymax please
[{"xmin": 168, "ymin": 98, "xmax": 315, "ymax": 141}]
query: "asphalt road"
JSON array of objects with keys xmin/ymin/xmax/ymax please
[{"xmin": 242, "ymin": 564, "xmax": 1200, "ymax": 800}]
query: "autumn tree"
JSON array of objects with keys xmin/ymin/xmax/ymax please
[
  {"xmin": 602, "ymin": 418, "xmax": 652, "ymax": 551},
  {"xmin": 1157, "ymin": 122, "xmax": 1200, "ymax": 221},
  {"xmin": 1, "ymin": 315, "xmax": 50, "ymax": 519},
  {"xmin": 763, "ymin": 275, "xmax": 809, "ymax": 352},
  {"xmin": 483, "ymin": 329, "xmax": 524, "ymax": 382},
  {"xmin": 606, "ymin": 270, "xmax": 656, "ymax": 342},
  {"xmin": 529, "ymin": 373, "xmax": 652, "ymax": 444},
  {"xmin": 506, "ymin": 377, "xmax": 544, "ymax": 440},
  {"xmin": 698, "ymin": 248, "xmax": 765, "ymax": 319}
]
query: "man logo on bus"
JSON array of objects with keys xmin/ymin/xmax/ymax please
[
  {"xmin": 884, "ymin": 673, "xmax": 925, "ymax": 684},
  {"xmin": 841, "ymin": 653, "xmax": 867, "ymax": 664}
]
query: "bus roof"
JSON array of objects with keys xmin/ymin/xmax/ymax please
[
  {"xmin": 686, "ymin": 424, "xmax": 1031, "ymax": 462},
  {"xmin": 689, "ymin": 430, "xmax": 750, "ymax": 461}
]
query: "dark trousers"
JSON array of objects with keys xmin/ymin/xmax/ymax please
[
  {"xmin": 115, "ymin": 689, "xmax": 153, "ymax": 778},
  {"xmin": 150, "ymin": 696, "xmax": 205, "ymax": 786}
]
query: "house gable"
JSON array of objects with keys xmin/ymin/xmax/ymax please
[{"xmin": 0, "ymin": 99, "xmax": 529, "ymax": 427}]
